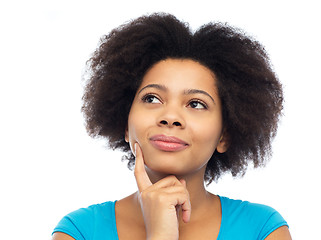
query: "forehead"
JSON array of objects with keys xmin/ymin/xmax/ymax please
[{"xmin": 141, "ymin": 58, "xmax": 217, "ymax": 91}]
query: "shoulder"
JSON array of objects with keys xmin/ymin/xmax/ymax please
[
  {"xmin": 66, "ymin": 201, "xmax": 116, "ymax": 222},
  {"xmin": 219, "ymin": 196, "xmax": 289, "ymax": 239},
  {"xmin": 52, "ymin": 201, "xmax": 118, "ymax": 240},
  {"xmin": 220, "ymin": 195, "xmax": 282, "ymax": 219}
]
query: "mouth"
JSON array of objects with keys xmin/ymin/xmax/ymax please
[{"xmin": 149, "ymin": 134, "xmax": 189, "ymax": 152}]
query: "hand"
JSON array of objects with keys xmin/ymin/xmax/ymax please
[{"xmin": 134, "ymin": 143, "xmax": 191, "ymax": 240}]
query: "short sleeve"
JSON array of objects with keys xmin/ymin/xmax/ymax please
[
  {"xmin": 53, "ymin": 215, "xmax": 86, "ymax": 240},
  {"xmin": 218, "ymin": 196, "xmax": 289, "ymax": 240},
  {"xmin": 52, "ymin": 201, "xmax": 118, "ymax": 240},
  {"xmin": 258, "ymin": 209, "xmax": 289, "ymax": 239},
  {"xmin": 52, "ymin": 207, "xmax": 95, "ymax": 240}
]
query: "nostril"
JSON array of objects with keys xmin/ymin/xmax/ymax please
[
  {"xmin": 173, "ymin": 121, "xmax": 181, "ymax": 126},
  {"xmin": 160, "ymin": 120, "xmax": 168, "ymax": 125},
  {"xmin": 159, "ymin": 120, "xmax": 182, "ymax": 127}
]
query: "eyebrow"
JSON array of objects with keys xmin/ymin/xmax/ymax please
[
  {"xmin": 184, "ymin": 89, "xmax": 215, "ymax": 104},
  {"xmin": 137, "ymin": 84, "xmax": 215, "ymax": 104},
  {"xmin": 138, "ymin": 84, "xmax": 167, "ymax": 94}
]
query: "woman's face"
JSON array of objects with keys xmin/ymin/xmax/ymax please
[{"xmin": 126, "ymin": 59, "xmax": 228, "ymax": 178}]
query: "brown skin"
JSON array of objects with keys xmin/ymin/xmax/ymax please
[
  {"xmin": 125, "ymin": 59, "xmax": 227, "ymax": 180},
  {"xmin": 52, "ymin": 60, "xmax": 291, "ymax": 240},
  {"xmin": 83, "ymin": 14, "xmax": 285, "ymax": 184},
  {"xmin": 123, "ymin": 59, "xmax": 227, "ymax": 239},
  {"xmin": 119, "ymin": 143, "xmax": 222, "ymax": 240}
]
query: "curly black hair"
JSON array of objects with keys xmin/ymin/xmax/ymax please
[{"xmin": 82, "ymin": 13, "xmax": 283, "ymax": 184}]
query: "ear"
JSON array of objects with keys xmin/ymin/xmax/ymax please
[
  {"xmin": 125, "ymin": 127, "xmax": 129, "ymax": 143},
  {"xmin": 216, "ymin": 129, "xmax": 229, "ymax": 153}
]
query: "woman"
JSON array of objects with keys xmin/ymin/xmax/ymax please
[{"xmin": 52, "ymin": 13, "xmax": 291, "ymax": 239}]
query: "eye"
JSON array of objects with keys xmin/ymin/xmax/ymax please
[
  {"xmin": 141, "ymin": 94, "xmax": 162, "ymax": 104},
  {"xmin": 188, "ymin": 100, "xmax": 207, "ymax": 109}
]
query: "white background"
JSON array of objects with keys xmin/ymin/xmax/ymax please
[{"xmin": 1, "ymin": 0, "xmax": 320, "ymax": 239}]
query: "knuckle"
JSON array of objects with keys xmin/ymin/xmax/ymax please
[
  {"xmin": 167, "ymin": 175, "xmax": 180, "ymax": 184},
  {"xmin": 177, "ymin": 185, "xmax": 187, "ymax": 194},
  {"xmin": 155, "ymin": 192, "xmax": 168, "ymax": 203},
  {"xmin": 170, "ymin": 175, "xmax": 179, "ymax": 181},
  {"xmin": 140, "ymin": 190, "xmax": 156, "ymax": 201},
  {"xmin": 178, "ymin": 185, "xmax": 185, "ymax": 191},
  {"xmin": 140, "ymin": 190, "xmax": 149, "ymax": 199}
]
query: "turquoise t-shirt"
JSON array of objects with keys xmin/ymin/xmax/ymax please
[{"xmin": 53, "ymin": 196, "xmax": 288, "ymax": 239}]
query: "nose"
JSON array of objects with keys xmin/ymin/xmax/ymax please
[
  {"xmin": 159, "ymin": 119, "xmax": 182, "ymax": 127},
  {"xmin": 157, "ymin": 107, "xmax": 185, "ymax": 128}
]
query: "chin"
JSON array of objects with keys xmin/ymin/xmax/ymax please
[{"xmin": 144, "ymin": 157, "xmax": 194, "ymax": 177}]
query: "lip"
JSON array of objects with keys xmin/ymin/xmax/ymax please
[{"xmin": 149, "ymin": 134, "xmax": 189, "ymax": 152}]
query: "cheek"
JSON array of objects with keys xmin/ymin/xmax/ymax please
[
  {"xmin": 190, "ymin": 118, "xmax": 223, "ymax": 159},
  {"xmin": 127, "ymin": 109, "xmax": 149, "ymax": 153}
]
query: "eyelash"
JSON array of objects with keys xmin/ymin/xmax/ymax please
[
  {"xmin": 141, "ymin": 94, "xmax": 208, "ymax": 110},
  {"xmin": 188, "ymin": 99, "xmax": 208, "ymax": 109},
  {"xmin": 141, "ymin": 94, "xmax": 162, "ymax": 104}
]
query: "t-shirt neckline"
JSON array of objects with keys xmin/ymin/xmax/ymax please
[{"xmin": 112, "ymin": 196, "xmax": 225, "ymax": 240}]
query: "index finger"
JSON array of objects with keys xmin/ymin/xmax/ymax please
[{"xmin": 134, "ymin": 143, "xmax": 152, "ymax": 192}]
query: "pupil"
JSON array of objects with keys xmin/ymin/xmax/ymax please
[{"xmin": 191, "ymin": 102, "xmax": 197, "ymax": 108}]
